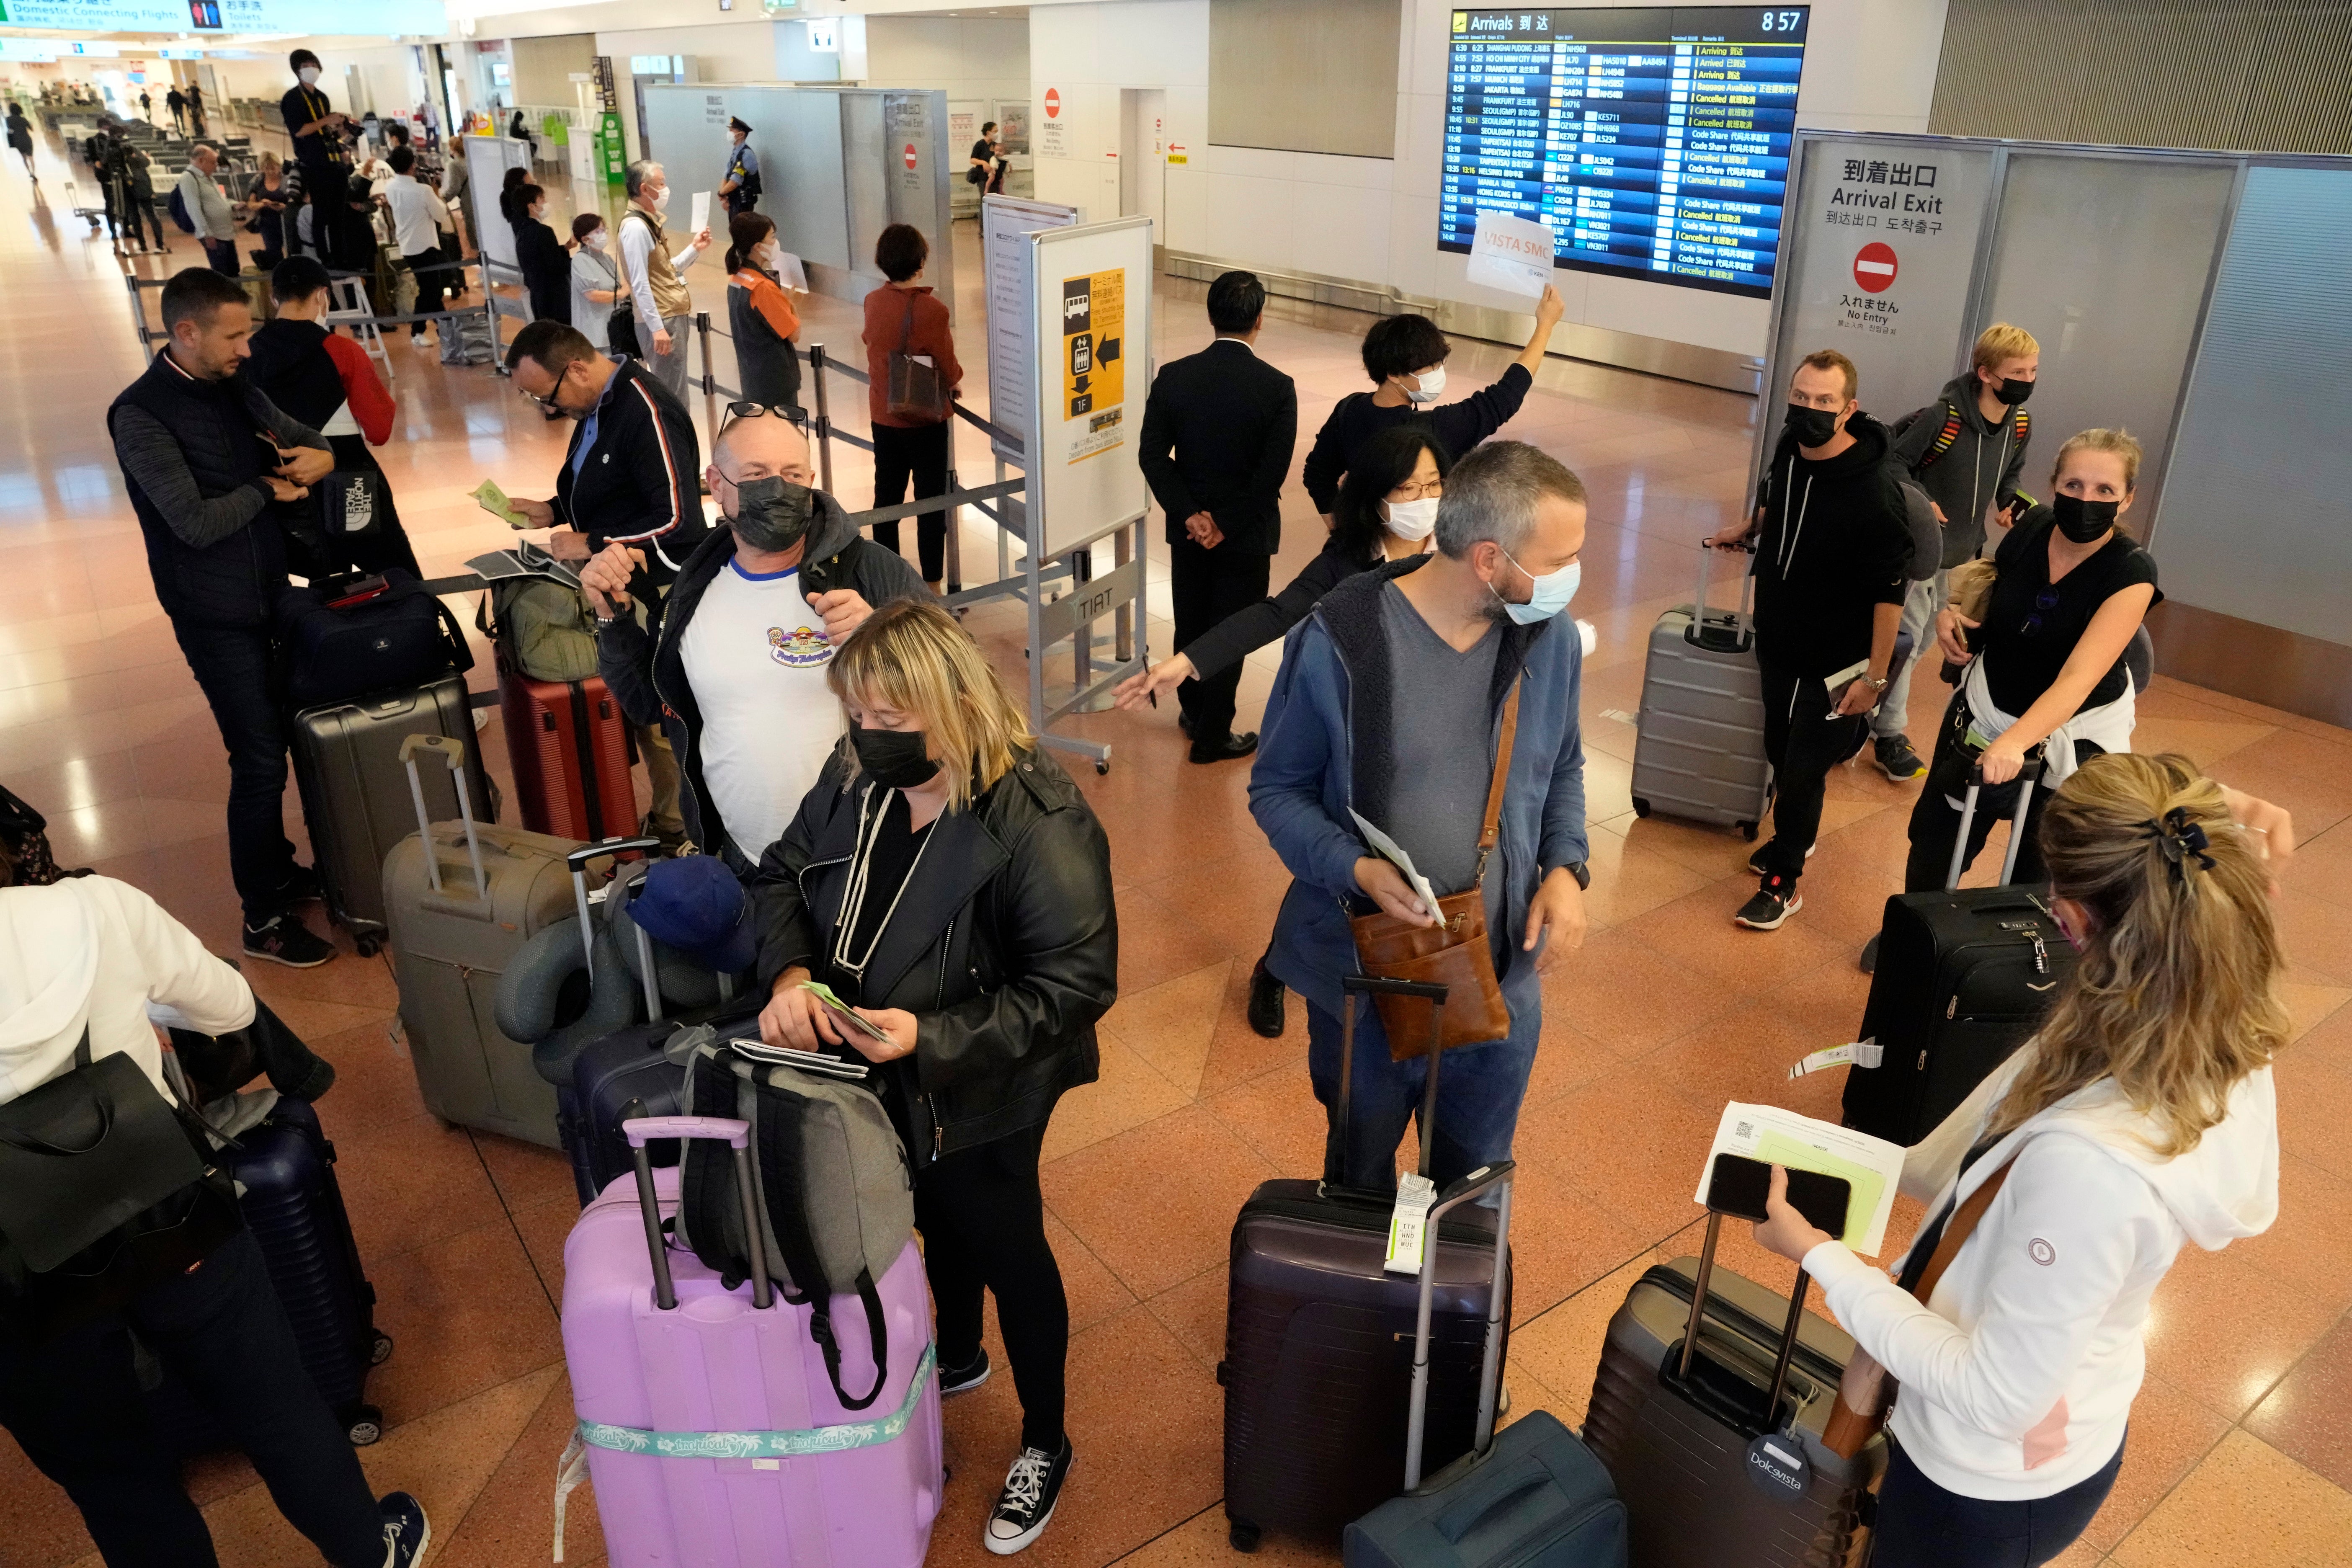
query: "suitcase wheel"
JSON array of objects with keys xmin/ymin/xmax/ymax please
[
  {"xmin": 1738, "ymin": 819, "xmax": 1759, "ymax": 841},
  {"xmin": 369, "ymin": 1330, "xmax": 395, "ymax": 1367},
  {"xmin": 1228, "ymin": 1520, "xmax": 1261, "ymax": 1553},
  {"xmin": 353, "ymin": 935, "xmax": 382, "ymax": 958},
  {"xmin": 343, "ymin": 1403, "xmax": 384, "ymax": 1446},
  {"xmin": 1631, "ymin": 796, "xmax": 1652, "ymax": 818}
]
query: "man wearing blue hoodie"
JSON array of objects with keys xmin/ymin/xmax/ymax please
[{"xmin": 1248, "ymin": 441, "xmax": 1591, "ymax": 1190}]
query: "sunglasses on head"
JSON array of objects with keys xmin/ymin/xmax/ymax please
[{"xmin": 724, "ymin": 401, "xmax": 807, "ymax": 426}]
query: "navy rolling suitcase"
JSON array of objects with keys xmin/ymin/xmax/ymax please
[
  {"xmin": 557, "ymin": 1007, "xmax": 762, "ymax": 1206},
  {"xmin": 143, "ymin": 1097, "xmax": 392, "ymax": 1449},
  {"xmin": 1844, "ymin": 759, "xmax": 2076, "ymax": 1145},
  {"xmin": 1221, "ymin": 978, "xmax": 1516, "ymax": 1553}
]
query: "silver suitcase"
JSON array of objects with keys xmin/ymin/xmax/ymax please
[
  {"xmin": 1630, "ymin": 541, "xmax": 1772, "ymax": 839},
  {"xmin": 382, "ymin": 735, "xmax": 601, "ymax": 1148}
]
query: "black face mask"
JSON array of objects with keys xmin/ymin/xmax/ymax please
[
  {"xmin": 727, "ymin": 475, "xmax": 817, "ymax": 553},
  {"xmin": 2052, "ymin": 492, "xmax": 2120, "ymax": 543},
  {"xmin": 1995, "ymin": 377, "xmax": 2035, "ymax": 406},
  {"xmin": 1786, "ymin": 403, "xmax": 1840, "ymax": 448},
  {"xmin": 849, "ymin": 725, "xmax": 939, "ymax": 789}
]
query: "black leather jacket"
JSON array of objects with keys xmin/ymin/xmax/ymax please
[{"xmin": 750, "ymin": 748, "xmax": 1116, "ymax": 1169}]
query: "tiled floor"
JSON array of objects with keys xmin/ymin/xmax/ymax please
[{"xmin": 6, "ymin": 122, "xmax": 2352, "ymax": 1568}]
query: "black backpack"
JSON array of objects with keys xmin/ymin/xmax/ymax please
[{"xmin": 1894, "ymin": 398, "xmax": 2031, "ymax": 471}]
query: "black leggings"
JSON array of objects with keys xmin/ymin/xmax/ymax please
[
  {"xmin": 870, "ymin": 419, "xmax": 951, "ymax": 585},
  {"xmin": 913, "ymin": 1123, "xmax": 1067, "ymax": 1452},
  {"xmin": 1870, "ymin": 1433, "xmax": 2124, "ymax": 1567},
  {"xmin": 1903, "ymin": 691, "xmax": 2104, "ymax": 893}
]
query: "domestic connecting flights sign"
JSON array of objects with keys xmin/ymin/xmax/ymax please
[{"xmin": 1440, "ymin": 6, "xmax": 1809, "ymax": 299}]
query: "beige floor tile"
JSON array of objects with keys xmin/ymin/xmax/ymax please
[{"xmin": 2109, "ymin": 1429, "xmax": 2352, "ymax": 1568}]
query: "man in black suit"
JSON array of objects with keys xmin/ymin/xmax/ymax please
[{"xmin": 1138, "ymin": 270, "xmax": 1298, "ymax": 763}]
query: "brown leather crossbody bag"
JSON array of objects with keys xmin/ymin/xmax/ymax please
[{"xmin": 1347, "ymin": 680, "xmax": 1519, "ymax": 1060}]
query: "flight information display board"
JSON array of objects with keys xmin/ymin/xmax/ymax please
[{"xmin": 1440, "ymin": 7, "xmax": 1809, "ymax": 299}]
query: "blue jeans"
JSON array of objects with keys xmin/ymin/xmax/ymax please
[
  {"xmin": 170, "ymin": 617, "xmax": 299, "ymax": 926},
  {"xmin": 1871, "ymin": 1433, "xmax": 2125, "ymax": 1567},
  {"xmin": 1304, "ymin": 995, "xmax": 1539, "ymax": 1192}
]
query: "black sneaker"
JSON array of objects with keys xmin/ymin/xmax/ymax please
[
  {"xmin": 1747, "ymin": 843, "xmax": 1815, "ymax": 878},
  {"xmin": 1733, "ymin": 876, "xmax": 1803, "ymax": 931},
  {"xmin": 1859, "ymin": 934, "xmax": 1880, "ymax": 974},
  {"xmin": 1873, "ymin": 735, "xmax": 1928, "ymax": 781},
  {"xmin": 378, "ymin": 1491, "xmax": 430, "ymax": 1567},
  {"xmin": 984, "ymin": 1439, "xmax": 1073, "ymax": 1555},
  {"xmin": 276, "ymin": 863, "xmax": 325, "ymax": 906},
  {"xmin": 939, "ymin": 1346, "xmax": 992, "ymax": 1397},
  {"xmin": 242, "ymin": 914, "xmax": 335, "ymax": 968},
  {"xmin": 1246, "ymin": 958, "xmax": 1285, "ymax": 1039}
]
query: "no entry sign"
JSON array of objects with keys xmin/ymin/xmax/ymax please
[
  {"xmin": 1852, "ymin": 242, "xmax": 1897, "ymax": 294},
  {"xmin": 1044, "ymin": 88, "xmax": 1061, "ymax": 118},
  {"xmin": 903, "ymin": 143, "xmax": 917, "ymax": 170}
]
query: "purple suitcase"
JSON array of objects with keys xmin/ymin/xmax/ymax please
[{"xmin": 556, "ymin": 1114, "xmax": 944, "ymax": 1567}]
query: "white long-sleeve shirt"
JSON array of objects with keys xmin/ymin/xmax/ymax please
[
  {"xmin": 617, "ymin": 206, "xmax": 700, "ymax": 327},
  {"xmin": 0, "ymin": 877, "xmax": 255, "ymax": 1108},
  {"xmin": 380, "ymin": 170, "xmax": 449, "ymax": 257}
]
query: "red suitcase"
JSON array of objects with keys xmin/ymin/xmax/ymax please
[{"xmin": 499, "ymin": 670, "xmax": 637, "ymax": 842}]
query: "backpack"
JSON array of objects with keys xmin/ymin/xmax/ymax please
[
  {"xmin": 1894, "ymin": 398, "xmax": 2030, "ymax": 471},
  {"xmin": 482, "ymin": 576, "xmax": 601, "ymax": 683},
  {"xmin": 166, "ymin": 183, "xmax": 196, "ymax": 233}
]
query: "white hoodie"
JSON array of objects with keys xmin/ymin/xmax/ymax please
[
  {"xmin": 0, "ymin": 878, "xmax": 255, "ymax": 1108},
  {"xmin": 1806, "ymin": 1046, "xmax": 2277, "ymax": 1501}
]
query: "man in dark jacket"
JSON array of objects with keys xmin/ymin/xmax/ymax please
[
  {"xmin": 1872, "ymin": 323, "xmax": 2039, "ymax": 779},
  {"xmin": 106, "ymin": 267, "xmax": 337, "ymax": 967},
  {"xmin": 579, "ymin": 411, "xmax": 925, "ymax": 867},
  {"xmin": 279, "ymin": 50, "xmax": 349, "ymax": 268},
  {"xmin": 1710, "ymin": 348, "xmax": 1911, "ymax": 932},
  {"xmin": 1137, "ymin": 270, "xmax": 1297, "ymax": 765},
  {"xmin": 508, "ymin": 319, "xmax": 712, "ymax": 842}
]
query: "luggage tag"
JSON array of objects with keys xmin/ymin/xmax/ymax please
[
  {"xmin": 1383, "ymin": 1173, "xmax": 1438, "ymax": 1276},
  {"xmin": 1786, "ymin": 1041, "xmax": 1884, "ymax": 1080},
  {"xmin": 1744, "ymin": 1431, "xmax": 1811, "ymax": 1501}
]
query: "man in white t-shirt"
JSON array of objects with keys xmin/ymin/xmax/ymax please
[{"xmin": 580, "ymin": 413, "xmax": 927, "ymax": 866}]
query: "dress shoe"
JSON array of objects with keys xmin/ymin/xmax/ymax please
[{"xmin": 1188, "ymin": 731, "xmax": 1259, "ymax": 764}]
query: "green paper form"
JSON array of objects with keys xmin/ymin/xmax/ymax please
[{"xmin": 1755, "ymin": 1130, "xmax": 1885, "ymax": 1252}]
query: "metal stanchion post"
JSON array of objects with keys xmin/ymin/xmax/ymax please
[
  {"xmin": 809, "ymin": 343, "xmax": 835, "ymax": 496},
  {"xmin": 695, "ymin": 310, "xmax": 719, "ymax": 442},
  {"xmin": 1114, "ymin": 519, "xmax": 1134, "ymax": 663},
  {"xmin": 1071, "ymin": 547, "xmax": 1092, "ymax": 696},
  {"xmin": 996, "ymin": 454, "xmax": 1012, "ymax": 583},
  {"xmin": 945, "ymin": 454, "xmax": 964, "ymax": 594}
]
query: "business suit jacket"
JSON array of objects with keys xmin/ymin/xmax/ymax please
[{"xmin": 1138, "ymin": 337, "xmax": 1297, "ymax": 556}]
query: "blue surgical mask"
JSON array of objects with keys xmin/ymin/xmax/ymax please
[{"xmin": 1496, "ymin": 549, "xmax": 1579, "ymax": 624}]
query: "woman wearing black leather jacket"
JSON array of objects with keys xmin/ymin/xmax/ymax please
[{"xmin": 750, "ymin": 595, "xmax": 1115, "ymax": 1558}]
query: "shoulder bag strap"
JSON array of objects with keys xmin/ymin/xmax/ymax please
[
  {"xmin": 1470, "ymin": 679, "xmax": 1522, "ymax": 884},
  {"xmin": 900, "ymin": 290, "xmax": 917, "ymax": 353},
  {"xmin": 1911, "ymin": 1156, "xmax": 2015, "ymax": 1306}
]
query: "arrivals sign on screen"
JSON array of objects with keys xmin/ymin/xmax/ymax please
[{"xmin": 1439, "ymin": 7, "xmax": 1810, "ymax": 300}]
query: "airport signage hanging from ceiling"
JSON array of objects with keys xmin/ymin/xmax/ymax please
[{"xmin": 0, "ymin": 0, "xmax": 447, "ymax": 31}]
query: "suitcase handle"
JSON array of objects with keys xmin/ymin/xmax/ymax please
[
  {"xmin": 565, "ymin": 837, "xmax": 664, "ymax": 983},
  {"xmin": 1330, "ymin": 979, "xmax": 1449, "ymax": 1189},
  {"xmin": 1945, "ymin": 756, "xmax": 2046, "ymax": 892},
  {"xmin": 1402, "ymin": 1159, "xmax": 1516, "ymax": 1493},
  {"xmin": 620, "ymin": 1111, "xmax": 774, "ymax": 1313},
  {"xmin": 1690, "ymin": 536, "xmax": 1756, "ymax": 654},
  {"xmin": 399, "ymin": 734, "xmax": 487, "ymax": 899},
  {"xmin": 1674, "ymin": 1208, "xmax": 1815, "ymax": 1438}
]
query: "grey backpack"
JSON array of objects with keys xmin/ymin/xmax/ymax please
[{"xmin": 676, "ymin": 1039, "xmax": 914, "ymax": 1409}]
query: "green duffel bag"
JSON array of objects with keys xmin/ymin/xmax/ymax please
[{"xmin": 485, "ymin": 578, "xmax": 601, "ymax": 683}]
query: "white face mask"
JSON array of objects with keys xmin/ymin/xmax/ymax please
[
  {"xmin": 651, "ymin": 186, "xmax": 671, "ymax": 212},
  {"xmin": 297, "ymin": 66, "xmax": 320, "ymax": 87},
  {"xmin": 584, "ymin": 230, "xmax": 606, "ymax": 251},
  {"xmin": 1493, "ymin": 549, "xmax": 1581, "ymax": 625},
  {"xmin": 1400, "ymin": 365, "xmax": 1447, "ymax": 405},
  {"xmin": 1380, "ymin": 495, "xmax": 1441, "ymax": 541}
]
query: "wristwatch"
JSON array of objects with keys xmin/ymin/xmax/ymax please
[
  {"xmin": 1862, "ymin": 674, "xmax": 1889, "ymax": 691},
  {"xmin": 1562, "ymin": 861, "xmax": 1591, "ymax": 891}
]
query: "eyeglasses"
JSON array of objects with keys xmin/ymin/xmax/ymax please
[
  {"xmin": 1387, "ymin": 479, "xmax": 1444, "ymax": 501},
  {"xmin": 520, "ymin": 361, "xmax": 573, "ymax": 410},
  {"xmin": 2019, "ymin": 585, "xmax": 2061, "ymax": 637}
]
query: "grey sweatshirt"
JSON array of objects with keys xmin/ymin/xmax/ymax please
[{"xmin": 1891, "ymin": 374, "xmax": 2032, "ymax": 570}]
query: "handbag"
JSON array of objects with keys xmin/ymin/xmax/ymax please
[
  {"xmin": 1821, "ymin": 1155, "xmax": 2017, "ymax": 1458},
  {"xmin": 885, "ymin": 292, "xmax": 950, "ymax": 422},
  {"xmin": 1947, "ymin": 557, "xmax": 1998, "ymax": 623},
  {"xmin": 276, "ymin": 566, "xmax": 475, "ymax": 710},
  {"xmin": 316, "ymin": 469, "xmax": 387, "ymax": 540},
  {"xmin": 1347, "ymin": 680, "xmax": 1520, "ymax": 1058},
  {"xmin": 609, "ymin": 213, "xmax": 645, "ymax": 361},
  {"xmin": 0, "ymin": 1029, "xmax": 242, "ymax": 1342}
]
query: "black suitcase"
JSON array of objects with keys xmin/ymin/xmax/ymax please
[
  {"xmin": 1221, "ymin": 977, "xmax": 1514, "ymax": 1553},
  {"xmin": 1581, "ymin": 1210, "xmax": 1885, "ymax": 1568},
  {"xmin": 1341, "ymin": 1167, "xmax": 1627, "ymax": 1568},
  {"xmin": 142, "ymin": 1096, "xmax": 392, "ymax": 1449},
  {"xmin": 1844, "ymin": 760, "xmax": 2075, "ymax": 1145}
]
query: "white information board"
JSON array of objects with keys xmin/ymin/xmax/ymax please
[
  {"xmin": 1029, "ymin": 215, "xmax": 1153, "ymax": 558},
  {"xmin": 981, "ymin": 193, "xmax": 1081, "ymax": 466}
]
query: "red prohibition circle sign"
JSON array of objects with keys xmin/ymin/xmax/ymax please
[
  {"xmin": 1044, "ymin": 87, "xmax": 1062, "ymax": 118},
  {"xmin": 1853, "ymin": 242, "xmax": 1898, "ymax": 294},
  {"xmin": 903, "ymin": 143, "xmax": 917, "ymax": 170}
]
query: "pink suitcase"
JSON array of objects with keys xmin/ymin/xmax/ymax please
[{"xmin": 556, "ymin": 1114, "xmax": 944, "ymax": 1566}]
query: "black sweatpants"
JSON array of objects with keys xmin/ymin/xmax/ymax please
[
  {"xmin": 402, "ymin": 247, "xmax": 446, "ymax": 337},
  {"xmin": 170, "ymin": 616, "xmax": 299, "ymax": 926},
  {"xmin": 0, "ymin": 1230, "xmax": 385, "ymax": 1568},
  {"xmin": 1902, "ymin": 691, "xmax": 2099, "ymax": 893},
  {"xmin": 1757, "ymin": 659, "xmax": 1872, "ymax": 881},
  {"xmin": 1169, "ymin": 536, "xmax": 1271, "ymax": 743},
  {"xmin": 871, "ymin": 419, "xmax": 952, "ymax": 585},
  {"xmin": 913, "ymin": 1123, "xmax": 1068, "ymax": 1453}
]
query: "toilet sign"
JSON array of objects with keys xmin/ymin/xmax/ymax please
[
  {"xmin": 1852, "ymin": 242, "xmax": 1897, "ymax": 294},
  {"xmin": 903, "ymin": 143, "xmax": 918, "ymax": 170}
]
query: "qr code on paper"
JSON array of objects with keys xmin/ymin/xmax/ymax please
[{"xmin": 1735, "ymin": 1121, "xmax": 1754, "ymax": 1139}]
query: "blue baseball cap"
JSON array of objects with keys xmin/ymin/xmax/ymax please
[{"xmin": 624, "ymin": 856, "xmax": 757, "ymax": 976}]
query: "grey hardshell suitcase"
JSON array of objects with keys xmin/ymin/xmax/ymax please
[
  {"xmin": 1630, "ymin": 540, "xmax": 1772, "ymax": 839},
  {"xmin": 382, "ymin": 735, "xmax": 605, "ymax": 1148},
  {"xmin": 1581, "ymin": 1211, "xmax": 1885, "ymax": 1568},
  {"xmin": 291, "ymin": 673, "xmax": 494, "ymax": 953}
]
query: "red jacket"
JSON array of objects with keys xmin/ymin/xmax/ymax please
[
  {"xmin": 861, "ymin": 284, "xmax": 961, "ymax": 429},
  {"xmin": 322, "ymin": 332, "xmax": 395, "ymax": 445}
]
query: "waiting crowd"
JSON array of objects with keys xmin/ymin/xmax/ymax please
[{"xmin": 0, "ymin": 95, "xmax": 2304, "ymax": 1568}]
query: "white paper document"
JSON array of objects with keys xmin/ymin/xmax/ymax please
[
  {"xmin": 773, "ymin": 250, "xmax": 810, "ymax": 293},
  {"xmin": 690, "ymin": 190, "xmax": 712, "ymax": 237},
  {"xmin": 1693, "ymin": 1102, "xmax": 1908, "ymax": 1257},
  {"xmin": 1351, "ymin": 810, "xmax": 1441, "ymax": 921},
  {"xmin": 1464, "ymin": 210, "xmax": 1557, "ymax": 298}
]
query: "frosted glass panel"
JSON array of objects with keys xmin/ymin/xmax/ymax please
[
  {"xmin": 2150, "ymin": 166, "xmax": 2352, "ymax": 647},
  {"xmin": 1976, "ymin": 155, "xmax": 2233, "ymax": 534}
]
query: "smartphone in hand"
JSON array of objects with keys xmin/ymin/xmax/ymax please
[{"xmin": 1707, "ymin": 1153, "xmax": 1852, "ymax": 1237}]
